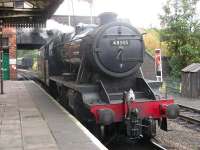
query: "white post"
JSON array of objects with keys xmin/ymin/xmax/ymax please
[{"xmin": 155, "ymin": 49, "xmax": 163, "ymax": 82}]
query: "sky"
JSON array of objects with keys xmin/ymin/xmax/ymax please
[
  {"xmin": 54, "ymin": 0, "xmax": 167, "ymax": 28},
  {"xmin": 54, "ymin": 0, "xmax": 200, "ymax": 28}
]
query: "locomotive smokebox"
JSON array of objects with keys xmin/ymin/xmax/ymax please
[
  {"xmin": 98, "ymin": 12, "xmax": 117, "ymax": 25},
  {"xmin": 85, "ymin": 12, "xmax": 144, "ymax": 78}
]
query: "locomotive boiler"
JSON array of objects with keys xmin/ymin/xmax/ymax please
[{"xmin": 38, "ymin": 12, "xmax": 179, "ymax": 142}]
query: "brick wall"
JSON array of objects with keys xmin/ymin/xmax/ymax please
[{"xmin": 3, "ymin": 27, "xmax": 17, "ymax": 80}]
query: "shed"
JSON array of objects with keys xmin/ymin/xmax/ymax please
[{"xmin": 181, "ymin": 63, "xmax": 200, "ymax": 98}]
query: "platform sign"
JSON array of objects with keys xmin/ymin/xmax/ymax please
[{"xmin": 155, "ymin": 49, "xmax": 163, "ymax": 82}]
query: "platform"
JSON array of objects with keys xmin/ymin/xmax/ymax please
[
  {"xmin": 0, "ymin": 81, "xmax": 107, "ymax": 150},
  {"xmin": 173, "ymin": 94, "xmax": 200, "ymax": 110}
]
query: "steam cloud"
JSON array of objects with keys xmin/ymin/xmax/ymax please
[{"xmin": 46, "ymin": 19, "xmax": 75, "ymax": 34}]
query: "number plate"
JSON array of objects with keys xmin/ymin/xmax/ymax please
[{"xmin": 111, "ymin": 39, "xmax": 129, "ymax": 46}]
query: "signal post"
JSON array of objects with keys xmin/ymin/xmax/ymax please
[{"xmin": 155, "ymin": 49, "xmax": 163, "ymax": 82}]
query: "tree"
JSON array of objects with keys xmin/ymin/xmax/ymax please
[
  {"xmin": 160, "ymin": 0, "xmax": 200, "ymax": 78},
  {"xmin": 143, "ymin": 29, "xmax": 160, "ymax": 55},
  {"xmin": 143, "ymin": 28, "xmax": 169, "ymax": 56}
]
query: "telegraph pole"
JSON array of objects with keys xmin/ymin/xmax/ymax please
[{"xmin": 0, "ymin": 19, "xmax": 4, "ymax": 94}]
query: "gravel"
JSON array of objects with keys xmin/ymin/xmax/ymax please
[{"xmin": 155, "ymin": 120, "xmax": 200, "ymax": 150}]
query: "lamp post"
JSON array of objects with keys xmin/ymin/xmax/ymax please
[{"xmin": 0, "ymin": 20, "xmax": 4, "ymax": 94}]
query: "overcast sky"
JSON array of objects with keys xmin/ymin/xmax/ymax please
[{"xmin": 54, "ymin": 0, "xmax": 200, "ymax": 28}]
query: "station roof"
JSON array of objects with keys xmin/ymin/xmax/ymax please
[{"xmin": 0, "ymin": 0, "xmax": 63, "ymax": 27}]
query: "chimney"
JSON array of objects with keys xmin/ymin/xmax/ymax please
[{"xmin": 98, "ymin": 12, "xmax": 117, "ymax": 25}]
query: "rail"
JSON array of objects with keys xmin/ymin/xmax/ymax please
[
  {"xmin": 178, "ymin": 104, "xmax": 200, "ymax": 125},
  {"xmin": 17, "ymin": 69, "xmax": 38, "ymax": 81},
  {"xmin": 178, "ymin": 104, "xmax": 200, "ymax": 113},
  {"xmin": 150, "ymin": 139, "xmax": 167, "ymax": 150}
]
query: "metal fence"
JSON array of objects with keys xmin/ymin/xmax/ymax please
[
  {"xmin": 165, "ymin": 78, "xmax": 181, "ymax": 94},
  {"xmin": 160, "ymin": 78, "xmax": 181, "ymax": 97}
]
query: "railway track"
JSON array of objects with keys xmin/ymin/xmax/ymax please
[
  {"xmin": 107, "ymin": 138, "xmax": 168, "ymax": 150},
  {"xmin": 18, "ymin": 72, "xmax": 30, "ymax": 80},
  {"xmin": 108, "ymin": 141, "xmax": 167, "ymax": 150},
  {"xmin": 177, "ymin": 104, "xmax": 200, "ymax": 130}
]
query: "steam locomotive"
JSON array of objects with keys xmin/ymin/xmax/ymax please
[{"xmin": 37, "ymin": 12, "xmax": 179, "ymax": 142}]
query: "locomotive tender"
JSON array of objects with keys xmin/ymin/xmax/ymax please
[{"xmin": 37, "ymin": 12, "xmax": 179, "ymax": 142}]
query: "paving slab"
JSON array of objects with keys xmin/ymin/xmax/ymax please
[{"xmin": 0, "ymin": 81, "xmax": 107, "ymax": 150}]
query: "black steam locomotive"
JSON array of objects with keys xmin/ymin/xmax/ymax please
[{"xmin": 37, "ymin": 12, "xmax": 179, "ymax": 142}]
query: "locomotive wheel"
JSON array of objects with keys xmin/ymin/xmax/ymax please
[
  {"xmin": 73, "ymin": 92, "xmax": 93, "ymax": 124},
  {"xmin": 49, "ymin": 80, "xmax": 58, "ymax": 98},
  {"xmin": 87, "ymin": 122, "xmax": 103, "ymax": 140},
  {"xmin": 72, "ymin": 92, "xmax": 106, "ymax": 140},
  {"xmin": 88, "ymin": 123, "xmax": 117, "ymax": 143},
  {"xmin": 56, "ymin": 86, "xmax": 63, "ymax": 102},
  {"xmin": 59, "ymin": 86, "xmax": 69, "ymax": 108}
]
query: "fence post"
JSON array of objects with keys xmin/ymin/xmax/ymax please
[{"xmin": 165, "ymin": 84, "xmax": 168, "ymax": 99}]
